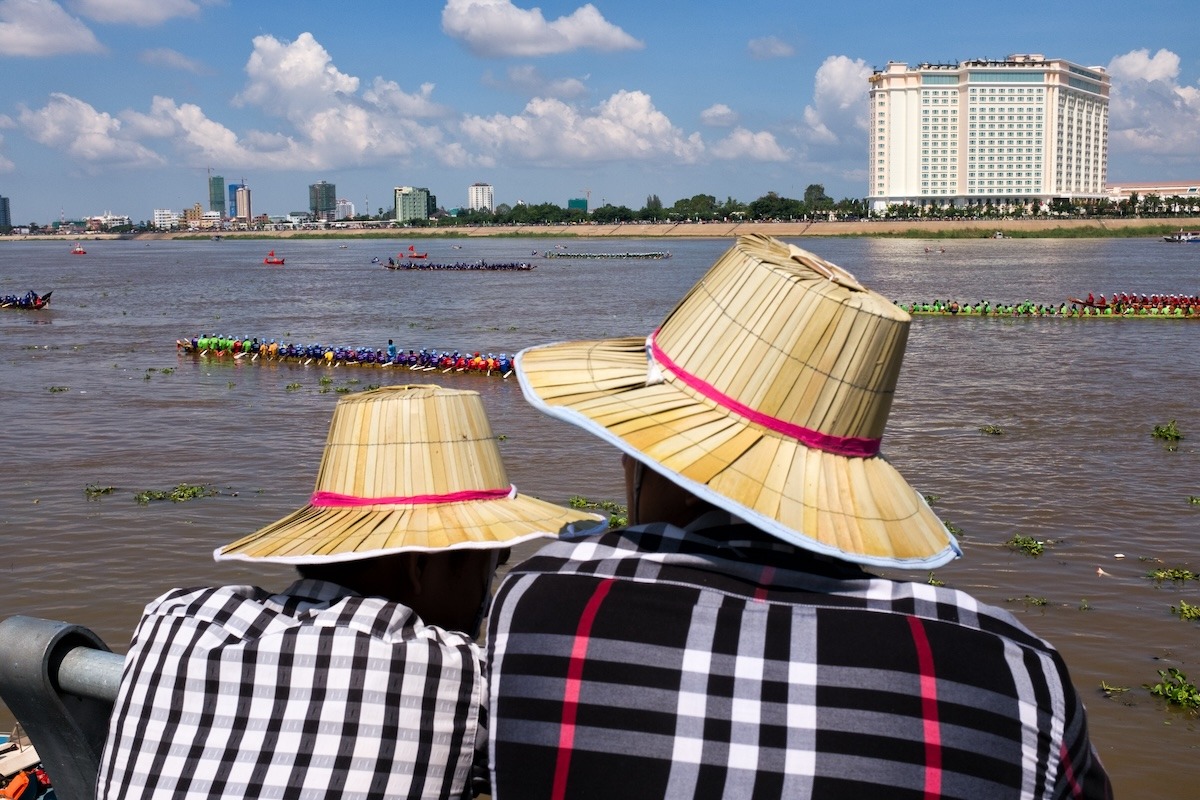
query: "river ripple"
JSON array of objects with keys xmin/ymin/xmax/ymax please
[{"xmin": 1, "ymin": 235, "xmax": 1197, "ymax": 795}]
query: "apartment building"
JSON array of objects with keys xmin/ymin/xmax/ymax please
[{"xmin": 868, "ymin": 54, "xmax": 1110, "ymax": 213}]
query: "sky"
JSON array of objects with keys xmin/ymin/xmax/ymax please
[{"xmin": 1, "ymin": 0, "xmax": 1198, "ymax": 224}]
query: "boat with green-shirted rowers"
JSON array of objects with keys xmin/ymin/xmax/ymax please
[{"xmin": 898, "ymin": 294, "xmax": 1200, "ymax": 319}]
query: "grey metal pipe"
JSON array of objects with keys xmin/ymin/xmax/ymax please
[{"xmin": 55, "ymin": 648, "xmax": 124, "ymax": 702}]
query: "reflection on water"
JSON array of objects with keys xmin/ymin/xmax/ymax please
[{"xmin": 1, "ymin": 235, "xmax": 1197, "ymax": 794}]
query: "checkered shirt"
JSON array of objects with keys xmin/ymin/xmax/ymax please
[
  {"xmin": 97, "ymin": 579, "xmax": 486, "ymax": 800},
  {"xmin": 487, "ymin": 512, "xmax": 1111, "ymax": 799}
]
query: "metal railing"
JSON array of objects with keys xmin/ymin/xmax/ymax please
[{"xmin": 0, "ymin": 616, "xmax": 124, "ymax": 800}]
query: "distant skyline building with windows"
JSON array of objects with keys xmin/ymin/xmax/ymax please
[
  {"xmin": 208, "ymin": 175, "xmax": 225, "ymax": 216},
  {"xmin": 468, "ymin": 182, "xmax": 494, "ymax": 213},
  {"xmin": 335, "ymin": 198, "xmax": 355, "ymax": 220},
  {"xmin": 0, "ymin": 195, "xmax": 10, "ymax": 229},
  {"xmin": 309, "ymin": 180, "xmax": 336, "ymax": 222},
  {"xmin": 394, "ymin": 186, "xmax": 435, "ymax": 223},
  {"xmin": 867, "ymin": 54, "xmax": 1110, "ymax": 213}
]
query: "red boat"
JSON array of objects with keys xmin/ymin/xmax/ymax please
[
  {"xmin": 263, "ymin": 250, "xmax": 285, "ymax": 265},
  {"xmin": 404, "ymin": 245, "xmax": 427, "ymax": 259},
  {"xmin": 71, "ymin": 243, "xmax": 86, "ymax": 255}
]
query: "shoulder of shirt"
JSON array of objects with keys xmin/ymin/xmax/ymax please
[
  {"xmin": 141, "ymin": 581, "xmax": 480, "ymax": 651},
  {"xmin": 507, "ymin": 516, "xmax": 1056, "ymax": 653}
]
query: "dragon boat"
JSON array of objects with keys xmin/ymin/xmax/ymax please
[
  {"xmin": 176, "ymin": 339, "xmax": 516, "ymax": 377},
  {"xmin": 542, "ymin": 251, "xmax": 671, "ymax": 260},
  {"xmin": 899, "ymin": 297, "xmax": 1199, "ymax": 319},
  {"xmin": 381, "ymin": 260, "xmax": 534, "ymax": 271},
  {"xmin": 1, "ymin": 291, "xmax": 51, "ymax": 310}
]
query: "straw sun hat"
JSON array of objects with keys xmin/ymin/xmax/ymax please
[
  {"xmin": 515, "ymin": 234, "xmax": 961, "ymax": 570},
  {"xmin": 216, "ymin": 385, "xmax": 604, "ymax": 564}
]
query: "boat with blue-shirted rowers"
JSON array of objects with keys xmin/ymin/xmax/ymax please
[
  {"xmin": 543, "ymin": 250, "xmax": 671, "ymax": 259},
  {"xmin": 177, "ymin": 337, "xmax": 516, "ymax": 377},
  {"xmin": 1, "ymin": 291, "xmax": 51, "ymax": 310}
]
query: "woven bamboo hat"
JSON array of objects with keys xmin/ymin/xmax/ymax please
[
  {"xmin": 215, "ymin": 385, "xmax": 604, "ymax": 564},
  {"xmin": 515, "ymin": 234, "xmax": 961, "ymax": 569}
]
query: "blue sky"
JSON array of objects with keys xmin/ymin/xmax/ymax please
[{"xmin": 0, "ymin": 0, "xmax": 1197, "ymax": 224}]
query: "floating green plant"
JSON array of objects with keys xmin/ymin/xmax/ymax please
[
  {"xmin": 569, "ymin": 496, "xmax": 628, "ymax": 528},
  {"xmin": 496, "ymin": 434, "xmax": 508, "ymax": 441},
  {"xmin": 1007, "ymin": 534, "xmax": 1044, "ymax": 557},
  {"xmin": 1172, "ymin": 600, "xmax": 1200, "ymax": 621},
  {"xmin": 227, "ymin": 381, "xmax": 236, "ymax": 389},
  {"xmin": 48, "ymin": 386, "xmax": 69, "ymax": 393},
  {"xmin": 134, "ymin": 483, "xmax": 217, "ymax": 505},
  {"xmin": 927, "ymin": 573, "xmax": 945, "ymax": 587},
  {"xmin": 923, "ymin": 493, "xmax": 940, "ymax": 504},
  {"xmin": 944, "ymin": 520, "xmax": 963, "ymax": 536},
  {"xmin": 334, "ymin": 386, "xmax": 352, "ymax": 394},
  {"xmin": 1148, "ymin": 567, "xmax": 1198, "ymax": 582},
  {"xmin": 1152, "ymin": 420, "xmax": 1183, "ymax": 441},
  {"xmin": 979, "ymin": 424, "xmax": 1004, "ymax": 435},
  {"xmin": 84, "ymin": 484, "xmax": 116, "ymax": 499},
  {"xmin": 1147, "ymin": 668, "xmax": 1200, "ymax": 710},
  {"xmin": 160, "ymin": 367, "xmax": 174, "ymax": 375},
  {"xmin": 1100, "ymin": 680, "xmax": 1129, "ymax": 698},
  {"xmin": 285, "ymin": 383, "xmax": 302, "ymax": 391},
  {"xmin": 1189, "ymin": 496, "xmax": 1200, "ymax": 505},
  {"xmin": 318, "ymin": 376, "xmax": 334, "ymax": 385},
  {"xmin": 1079, "ymin": 598, "xmax": 1091, "ymax": 611}
]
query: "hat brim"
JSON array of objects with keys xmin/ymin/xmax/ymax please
[
  {"xmin": 215, "ymin": 493, "xmax": 605, "ymax": 565},
  {"xmin": 516, "ymin": 337, "xmax": 960, "ymax": 570}
]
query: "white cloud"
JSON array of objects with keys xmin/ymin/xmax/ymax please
[
  {"xmin": 700, "ymin": 103, "xmax": 738, "ymax": 127},
  {"xmin": 362, "ymin": 78, "xmax": 452, "ymax": 119},
  {"xmin": 442, "ymin": 0, "xmax": 642, "ymax": 57},
  {"xmin": 484, "ymin": 65, "xmax": 589, "ymax": 100},
  {"xmin": 1108, "ymin": 48, "xmax": 1179, "ymax": 83},
  {"xmin": 1106, "ymin": 48, "xmax": 1200, "ymax": 161},
  {"xmin": 234, "ymin": 33, "xmax": 359, "ymax": 121},
  {"xmin": 709, "ymin": 128, "xmax": 789, "ymax": 161},
  {"xmin": 460, "ymin": 90, "xmax": 703, "ymax": 165},
  {"xmin": 139, "ymin": 47, "xmax": 210, "ymax": 75},
  {"xmin": 18, "ymin": 93, "xmax": 164, "ymax": 167},
  {"xmin": 0, "ymin": 0, "xmax": 103, "ymax": 56},
  {"xmin": 70, "ymin": 0, "xmax": 204, "ymax": 26},
  {"xmin": 800, "ymin": 55, "xmax": 871, "ymax": 146},
  {"xmin": 747, "ymin": 35, "xmax": 792, "ymax": 60}
]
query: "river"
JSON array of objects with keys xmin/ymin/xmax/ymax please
[{"xmin": 1, "ymin": 235, "xmax": 1197, "ymax": 796}]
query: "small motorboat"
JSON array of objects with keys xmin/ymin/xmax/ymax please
[
  {"xmin": 263, "ymin": 250, "xmax": 285, "ymax": 265},
  {"xmin": 71, "ymin": 243, "xmax": 86, "ymax": 255}
]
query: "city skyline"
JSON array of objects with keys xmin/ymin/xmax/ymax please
[{"xmin": 0, "ymin": 1, "xmax": 1198, "ymax": 224}]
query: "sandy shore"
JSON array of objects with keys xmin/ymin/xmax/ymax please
[{"xmin": 10, "ymin": 216, "xmax": 1200, "ymax": 242}]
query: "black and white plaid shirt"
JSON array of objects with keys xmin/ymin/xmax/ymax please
[
  {"xmin": 487, "ymin": 512, "xmax": 1111, "ymax": 799},
  {"xmin": 97, "ymin": 579, "xmax": 486, "ymax": 800}
]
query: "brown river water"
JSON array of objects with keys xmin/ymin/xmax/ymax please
[{"xmin": 2, "ymin": 235, "xmax": 1198, "ymax": 795}]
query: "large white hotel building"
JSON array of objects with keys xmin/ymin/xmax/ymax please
[{"xmin": 867, "ymin": 54, "xmax": 1110, "ymax": 214}]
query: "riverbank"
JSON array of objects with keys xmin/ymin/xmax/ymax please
[{"xmin": 7, "ymin": 216, "xmax": 1200, "ymax": 242}]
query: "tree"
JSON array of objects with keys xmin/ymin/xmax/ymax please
[
  {"xmin": 803, "ymin": 184, "xmax": 832, "ymax": 209},
  {"xmin": 645, "ymin": 194, "xmax": 663, "ymax": 211}
]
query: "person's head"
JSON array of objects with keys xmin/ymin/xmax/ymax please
[
  {"xmin": 514, "ymin": 234, "xmax": 961, "ymax": 571},
  {"xmin": 215, "ymin": 385, "xmax": 604, "ymax": 634},
  {"xmin": 296, "ymin": 548, "xmax": 508, "ymax": 632}
]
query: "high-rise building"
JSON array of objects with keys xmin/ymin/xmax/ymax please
[
  {"xmin": 394, "ymin": 186, "xmax": 434, "ymax": 223},
  {"xmin": 468, "ymin": 182, "xmax": 494, "ymax": 213},
  {"xmin": 0, "ymin": 195, "xmax": 10, "ymax": 230},
  {"xmin": 309, "ymin": 180, "xmax": 337, "ymax": 222},
  {"xmin": 208, "ymin": 175, "xmax": 226, "ymax": 216},
  {"xmin": 335, "ymin": 198, "xmax": 356, "ymax": 220},
  {"xmin": 867, "ymin": 54, "xmax": 1109, "ymax": 213},
  {"xmin": 233, "ymin": 184, "xmax": 252, "ymax": 223}
]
